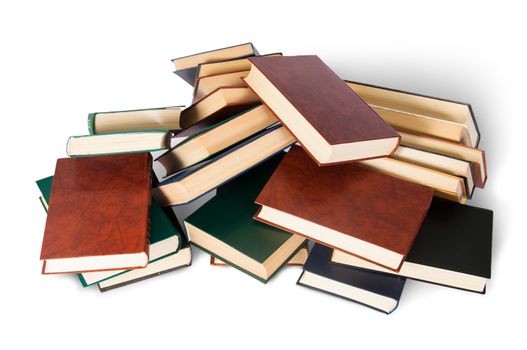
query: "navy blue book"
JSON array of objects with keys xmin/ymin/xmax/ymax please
[
  {"xmin": 298, "ymin": 244, "xmax": 406, "ymax": 314},
  {"xmin": 153, "ymin": 124, "xmax": 295, "ymax": 206},
  {"xmin": 171, "ymin": 43, "xmax": 258, "ymax": 85}
]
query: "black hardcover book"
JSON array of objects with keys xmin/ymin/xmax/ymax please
[
  {"xmin": 331, "ymin": 198, "xmax": 493, "ymax": 293},
  {"xmin": 298, "ymin": 244, "xmax": 406, "ymax": 314}
]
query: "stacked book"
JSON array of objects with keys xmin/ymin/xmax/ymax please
[{"xmin": 37, "ymin": 43, "xmax": 493, "ymax": 313}]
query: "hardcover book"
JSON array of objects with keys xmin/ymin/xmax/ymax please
[
  {"xmin": 254, "ymin": 146, "xmax": 433, "ymax": 271},
  {"xmin": 67, "ymin": 131, "xmax": 171, "ymax": 157},
  {"xmin": 178, "ymin": 86, "xmax": 260, "ymax": 133},
  {"xmin": 185, "ymin": 153, "xmax": 306, "ymax": 283},
  {"xmin": 244, "ymin": 55, "xmax": 400, "ymax": 164},
  {"xmin": 157, "ymin": 104, "xmax": 277, "ymax": 176},
  {"xmin": 298, "ymin": 244, "xmax": 406, "ymax": 314},
  {"xmin": 40, "ymin": 153, "xmax": 152, "ymax": 274},
  {"xmin": 153, "ymin": 125, "xmax": 295, "ymax": 206},
  {"xmin": 172, "ymin": 43, "xmax": 258, "ymax": 85},
  {"xmin": 38, "ymin": 176, "xmax": 185, "ymax": 286},
  {"xmin": 398, "ymin": 131, "xmax": 487, "ymax": 188},
  {"xmin": 331, "ymin": 198, "xmax": 493, "ymax": 293},
  {"xmin": 88, "ymin": 106, "xmax": 183, "ymax": 134},
  {"xmin": 193, "ymin": 70, "xmax": 249, "ymax": 102},
  {"xmin": 345, "ymin": 80, "xmax": 480, "ymax": 148},
  {"xmin": 195, "ymin": 53, "xmax": 282, "ymax": 80}
]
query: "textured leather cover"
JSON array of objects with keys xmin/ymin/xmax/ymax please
[
  {"xmin": 255, "ymin": 146, "xmax": 433, "ymax": 268},
  {"xmin": 185, "ymin": 153, "xmax": 306, "ymax": 282},
  {"xmin": 247, "ymin": 56, "xmax": 399, "ymax": 147},
  {"xmin": 299, "ymin": 244, "xmax": 406, "ymax": 314},
  {"xmin": 40, "ymin": 153, "xmax": 152, "ymax": 272}
]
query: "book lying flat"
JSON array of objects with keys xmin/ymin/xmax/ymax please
[
  {"xmin": 98, "ymin": 245, "xmax": 192, "ymax": 292},
  {"xmin": 359, "ymin": 156, "xmax": 467, "ymax": 203},
  {"xmin": 40, "ymin": 154, "xmax": 152, "ymax": 274},
  {"xmin": 195, "ymin": 53, "xmax": 282, "ymax": 79},
  {"xmin": 185, "ymin": 153, "xmax": 306, "ymax": 283},
  {"xmin": 37, "ymin": 176, "xmax": 184, "ymax": 285},
  {"xmin": 298, "ymin": 244, "xmax": 406, "ymax": 314},
  {"xmin": 153, "ymin": 125, "xmax": 295, "ymax": 206},
  {"xmin": 254, "ymin": 146, "xmax": 433, "ymax": 271},
  {"xmin": 172, "ymin": 43, "xmax": 258, "ymax": 85},
  {"xmin": 345, "ymin": 80, "xmax": 480, "ymax": 148},
  {"xmin": 331, "ymin": 198, "xmax": 493, "ymax": 293},
  {"xmin": 67, "ymin": 131, "xmax": 171, "ymax": 157},
  {"xmin": 391, "ymin": 145, "xmax": 475, "ymax": 198},
  {"xmin": 157, "ymin": 104, "xmax": 277, "ymax": 176},
  {"xmin": 210, "ymin": 243, "xmax": 308, "ymax": 266},
  {"xmin": 178, "ymin": 86, "xmax": 259, "ymax": 132},
  {"xmin": 88, "ymin": 106, "xmax": 183, "ymax": 134},
  {"xmin": 398, "ymin": 131, "xmax": 487, "ymax": 188},
  {"xmin": 193, "ymin": 70, "xmax": 249, "ymax": 102},
  {"xmin": 244, "ymin": 55, "xmax": 399, "ymax": 164}
]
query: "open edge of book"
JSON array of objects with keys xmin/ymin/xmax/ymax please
[
  {"xmin": 42, "ymin": 252, "xmax": 149, "ymax": 275},
  {"xmin": 255, "ymin": 205, "xmax": 404, "ymax": 271},
  {"xmin": 298, "ymin": 270, "xmax": 398, "ymax": 313},
  {"xmin": 91, "ymin": 107, "xmax": 182, "ymax": 134},
  {"xmin": 331, "ymin": 250, "xmax": 487, "ymax": 293},
  {"xmin": 172, "ymin": 43, "xmax": 256, "ymax": 71},
  {"xmin": 186, "ymin": 222, "xmax": 305, "ymax": 281}
]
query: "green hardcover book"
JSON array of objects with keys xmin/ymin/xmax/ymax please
[
  {"xmin": 184, "ymin": 152, "xmax": 306, "ymax": 283},
  {"xmin": 67, "ymin": 130, "xmax": 172, "ymax": 157},
  {"xmin": 88, "ymin": 106, "xmax": 184, "ymax": 135},
  {"xmin": 37, "ymin": 175, "xmax": 183, "ymax": 286}
]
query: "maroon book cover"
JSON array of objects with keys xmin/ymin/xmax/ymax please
[
  {"xmin": 40, "ymin": 153, "xmax": 152, "ymax": 274},
  {"xmin": 254, "ymin": 146, "xmax": 433, "ymax": 271},
  {"xmin": 245, "ymin": 55, "xmax": 400, "ymax": 165}
]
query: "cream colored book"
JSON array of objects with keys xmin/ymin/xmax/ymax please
[
  {"xmin": 157, "ymin": 104, "xmax": 277, "ymax": 176},
  {"xmin": 346, "ymin": 81, "xmax": 479, "ymax": 147},
  {"xmin": 193, "ymin": 70, "xmax": 249, "ymax": 101},
  {"xmin": 210, "ymin": 244, "xmax": 308, "ymax": 266}
]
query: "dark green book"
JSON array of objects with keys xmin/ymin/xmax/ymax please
[
  {"xmin": 184, "ymin": 152, "xmax": 306, "ymax": 283},
  {"xmin": 37, "ymin": 175, "xmax": 183, "ymax": 286}
]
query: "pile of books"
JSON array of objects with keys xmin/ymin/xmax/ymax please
[{"xmin": 37, "ymin": 43, "xmax": 493, "ymax": 313}]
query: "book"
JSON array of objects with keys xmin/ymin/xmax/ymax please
[
  {"xmin": 98, "ymin": 244, "xmax": 192, "ymax": 292},
  {"xmin": 153, "ymin": 125, "xmax": 295, "ymax": 206},
  {"xmin": 391, "ymin": 145, "xmax": 475, "ymax": 197},
  {"xmin": 185, "ymin": 153, "xmax": 306, "ymax": 283},
  {"xmin": 67, "ymin": 131, "xmax": 171, "ymax": 157},
  {"xmin": 193, "ymin": 70, "xmax": 249, "ymax": 102},
  {"xmin": 360, "ymin": 156, "xmax": 467, "ymax": 203},
  {"xmin": 178, "ymin": 86, "xmax": 259, "ymax": 131},
  {"xmin": 40, "ymin": 153, "xmax": 152, "ymax": 274},
  {"xmin": 88, "ymin": 106, "xmax": 183, "ymax": 134},
  {"xmin": 254, "ymin": 146, "xmax": 433, "ymax": 271},
  {"xmin": 298, "ymin": 244, "xmax": 406, "ymax": 314},
  {"xmin": 398, "ymin": 130, "xmax": 487, "ymax": 188},
  {"xmin": 345, "ymin": 80, "xmax": 480, "ymax": 148},
  {"xmin": 172, "ymin": 43, "xmax": 258, "ymax": 85},
  {"xmin": 244, "ymin": 55, "xmax": 399, "ymax": 164},
  {"xmin": 210, "ymin": 243, "xmax": 308, "ymax": 266},
  {"xmin": 195, "ymin": 53, "xmax": 282, "ymax": 80},
  {"xmin": 331, "ymin": 198, "xmax": 493, "ymax": 293},
  {"xmin": 157, "ymin": 104, "xmax": 277, "ymax": 176},
  {"xmin": 37, "ymin": 175, "xmax": 184, "ymax": 285}
]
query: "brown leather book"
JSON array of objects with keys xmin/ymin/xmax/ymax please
[
  {"xmin": 254, "ymin": 146, "xmax": 433, "ymax": 271},
  {"xmin": 244, "ymin": 55, "xmax": 400, "ymax": 165},
  {"xmin": 40, "ymin": 153, "xmax": 152, "ymax": 274}
]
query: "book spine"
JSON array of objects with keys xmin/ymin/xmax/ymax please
[{"xmin": 87, "ymin": 113, "xmax": 97, "ymax": 134}]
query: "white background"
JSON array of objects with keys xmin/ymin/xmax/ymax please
[{"xmin": 1, "ymin": 1, "xmax": 524, "ymax": 348}]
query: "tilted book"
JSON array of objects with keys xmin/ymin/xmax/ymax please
[
  {"xmin": 244, "ymin": 55, "xmax": 400, "ymax": 164},
  {"xmin": 185, "ymin": 153, "xmax": 306, "ymax": 283},
  {"xmin": 254, "ymin": 146, "xmax": 433, "ymax": 271}
]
